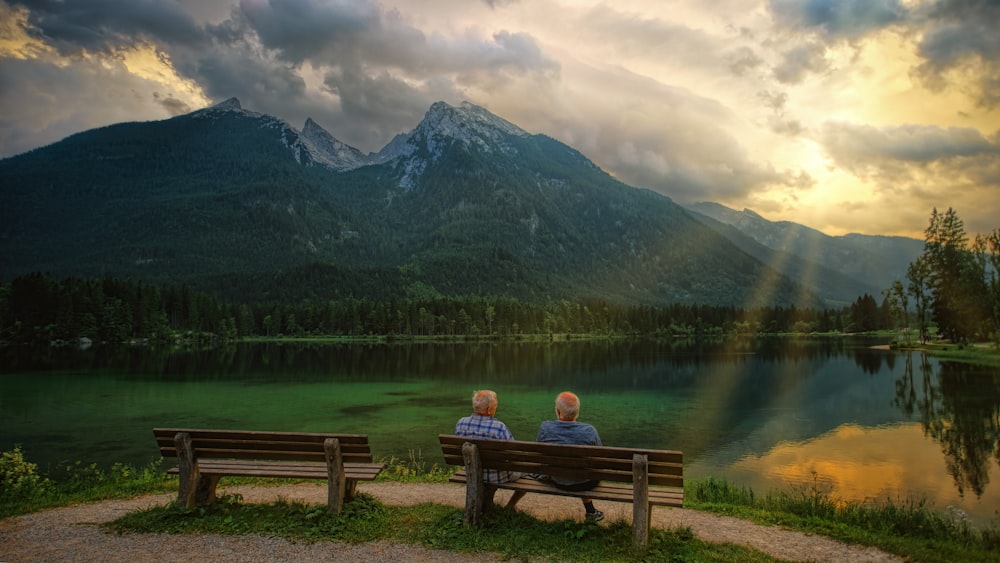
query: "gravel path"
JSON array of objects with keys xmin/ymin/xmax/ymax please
[{"xmin": 0, "ymin": 482, "xmax": 902, "ymax": 562}]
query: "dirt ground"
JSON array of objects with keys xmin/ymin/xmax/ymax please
[{"xmin": 0, "ymin": 481, "xmax": 902, "ymax": 562}]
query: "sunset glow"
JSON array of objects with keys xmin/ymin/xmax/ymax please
[
  {"xmin": 1, "ymin": 0, "xmax": 997, "ymax": 237},
  {"xmin": 729, "ymin": 423, "xmax": 1000, "ymax": 519}
]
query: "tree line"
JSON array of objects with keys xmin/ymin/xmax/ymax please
[
  {"xmin": 3, "ymin": 208, "xmax": 994, "ymax": 345},
  {"xmin": 0, "ymin": 272, "xmax": 895, "ymax": 344}
]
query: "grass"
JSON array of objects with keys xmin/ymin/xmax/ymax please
[
  {"xmin": 688, "ymin": 477, "xmax": 1000, "ymax": 563},
  {"xmin": 918, "ymin": 342, "xmax": 1000, "ymax": 366},
  {"xmin": 105, "ymin": 493, "xmax": 779, "ymax": 562},
  {"xmin": 5, "ymin": 450, "xmax": 1000, "ymax": 562}
]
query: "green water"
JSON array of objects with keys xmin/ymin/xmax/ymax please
[{"xmin": 1, "ymin": 337, "xmax": 998, "ymax": 526}]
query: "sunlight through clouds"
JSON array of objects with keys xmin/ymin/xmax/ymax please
[{"xmin": 0, "ymin": 0, "xmax": 997, "ymax": 237}]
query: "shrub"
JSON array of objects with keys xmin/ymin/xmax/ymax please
[{"xmin": 0, "ymin": 446, "xmax": 54, "ymax": 501}]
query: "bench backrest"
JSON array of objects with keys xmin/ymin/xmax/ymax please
[
  {"xmin": 439, "ymin": 434, "xmax": 682, "ymax": 488},
  {"xmin": 154, "ymin": 428, "xmax": 374, "ymax": 464}
]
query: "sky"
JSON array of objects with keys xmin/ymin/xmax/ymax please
[{"xmin": 1, "ymin": 0, "xmax": 998, "ymax": 239}]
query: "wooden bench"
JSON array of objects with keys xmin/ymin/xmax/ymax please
[
  {"xmin": 439, "ymin": 434, "xmax": 683, "ymax": 545},
  {"xmin": 154, "ymin": 428, "xmax": 384, "ymax": 513}
]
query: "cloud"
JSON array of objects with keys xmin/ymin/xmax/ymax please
[
  {"xmin": 535, "ymin": 61, "xmax": 798, "ymax": 205},
  {"xmin": 773, "ymin": 42, "xmax": 828, "ymax": 83},
  {"xmin": 0, "ymin": 56, "xmax": 180, "ymax": 156},
  {"xmin": 153, "ymin": 92, "xmax": 192, "ymax": 116},
  {"xmin": 912, "ymin": 0, "xmax": 1000, "ymax": 108},
  {"xmin": 727, "ymin": 46, "xmax": 765, "ymax": 76},
  {"xmin": 237, "ymin": 0, "xmax": 381, "ymax": 65},
  {"xmin": 821, "ymin": 122, "xmax": 998, "ymax": 167},
  {"xmin": 769, "ymin": 0, "xmax": 907, "ymax": 39},
  {"xmin": 481, "ymin": 0, "xmax": 518, "ymax": 8},
  {"xmin": 579, "ymin": 4, "xmax": 722, "ymax": 67},
  {"xmin": 819, "ymin": 121, "xmax": 1000, "ymax": 234},
  {"xmin": 10, "ymin": 0, "xmax": 204, "ymax": 55}
]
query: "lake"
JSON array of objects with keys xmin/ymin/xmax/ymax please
[{"xmin": 1, "ymin": 337, "xmax": 998, "ymax": 526}]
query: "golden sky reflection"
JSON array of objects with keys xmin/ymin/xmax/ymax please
[{"xmin": 725, "ymin": 423, "xmax": 1000, "ymax": 525}]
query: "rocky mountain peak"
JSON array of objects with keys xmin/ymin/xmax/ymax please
[
  {"xmin": 299, "ymin": 117, "xmax": 368, "ymax": 170},
  {"xmin": 372, "ymin": 101, "xmax": 529, "ymax": 188},
  {"xmin": 417, "ymin": 101, "xmax": 527, "ymax": 144},
  {"xmin": 213, "ymin": 97, "xmax": 242, "ymax": 111}
]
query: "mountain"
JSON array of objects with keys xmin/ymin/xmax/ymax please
[
  {"xmin": 300, "ymin": 117, "xmax": 369, "ymax": 170},
  {"xmin": 686, "ymin": 202, "xmax": 924, "ymax": 303},
  {"xmin": 0, "ymin": 99, "xmax": 825, "ymax": 307}
]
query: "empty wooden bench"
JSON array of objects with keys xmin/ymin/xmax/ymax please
[
  {"xmin": 439, "ymin": 434, "xmax": 683, "ymax": 545},
  {"xmin": 154, "ymin": 428, "xmax": 384, "ymax": 513}
]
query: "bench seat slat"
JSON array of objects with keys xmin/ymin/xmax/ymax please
[
  {"xmin": 166, "ymin": 460, "xmax": 383, "ymax": 481},
  {"xmin": 440, "ymin": 455, "xmax": 682, "ymax": 483},
  {"xmin": 154, "ymin": 428, "xmax": 375, "ymax": 464},
  {"xmin": 156, "ymin": 440, "xmax": 374, "ymax": 451},
  {"xmin": 158, "ymin": 448, "xmax": 374, "ymax": 463},
  {"xmin": 448, "ymin": 472, "xmax": 683, "ymax": 507},
  {"xmin": 439, "ymin": 435, "xmax": 682, "ymax": 464},
  {"xmin": 154, "ymin": 428, "xmax": 371, "ymax": 442},
  {"xmin": 441, "ymin": 450, "xmax": 682, "ymax": 473}
]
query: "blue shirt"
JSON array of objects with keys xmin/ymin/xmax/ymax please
[
  {"xmin": 537, "ymin": 420, "xmax": 601, "ymax": 446},
  {"xmin": 537, "ymin": 419, "xmax": 602, "ymax": 486},
  {"xmin": 455, "ymin": 414, "xmax": 519, "ymax": 483}
]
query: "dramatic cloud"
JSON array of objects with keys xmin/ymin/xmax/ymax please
[
  {"xmin": 912, "ymin": 0, "xmax": 1000, "ymax": 108},
  {"xmin": 1, "ymin": 0, "xmax": 998, "ymax": 237},
  {"xmin": 820, "ymin": 122, "xmax": 1000, "ymax": 234},
  {"xmin": 769, "ymin": 0, "xmax": 907, "ymax": 39},
  {"xmin": 821, "ymin": 122, "xmax": 998, "ymax": 167},
  {"xmin": 10, "ymin": 0, "xmax": 204, "ymax": 55}
]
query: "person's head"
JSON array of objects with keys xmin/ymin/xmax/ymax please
[
  {"xmin": 555, "ymin": 391, "xmax": 580, "ymax": 421},
  {"xmin": 472, "ymin": 389, "xmax": 498, "ymax": 416}
]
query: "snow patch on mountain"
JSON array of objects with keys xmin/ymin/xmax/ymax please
[
  {"xmin": 301, "ymin": 118, "xmax": 369, "ymax": 170},
  {"xmin": 189, "ymin": 98, "xmax": 527, "ymax": 182},
  {"xmin": 373, "ymin": 101, "xmax": 528, "ymax": 188}
]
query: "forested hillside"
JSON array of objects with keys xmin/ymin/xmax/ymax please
[{"xmin": 1, "ymin": 100, "xmax": 822, "ymax": 308}]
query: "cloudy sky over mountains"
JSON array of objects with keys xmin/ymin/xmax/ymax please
[{"xmin": 1, "ymin": 0, "xmax": 998, "ymax": 238}]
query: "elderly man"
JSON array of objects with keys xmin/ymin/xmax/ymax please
[
  {"xmin": 455, "ymin": 389, "xmax": 523, "ymax": 508},
  {"xmin": 536, "ymin": 391, "xmax": 604, "ymax": 521}
]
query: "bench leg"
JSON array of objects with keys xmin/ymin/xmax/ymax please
[
  {"xmin": 175, "ymin": 432, "xmax": 199, "ymax": 509},
  {"xmin": 462, "ymin": 442, "xmax": 486, "ymax": 525},
  {"xmin": 195, "ymin": 475, "xmax": 220, "ymax": 506},
  {"xmin": 632, "ymin": 453, "xmax": 650, "ymax": 546},
  {"xmin": 325, "ymin": 437, "xmax": 347, "ymax": 514}
]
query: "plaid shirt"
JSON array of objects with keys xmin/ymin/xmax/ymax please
[{"xmin": 455, "ymin": 414, "xmax": 520, "ymax": 483}]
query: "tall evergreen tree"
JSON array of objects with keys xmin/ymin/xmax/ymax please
[{"xmin": 922, "ymin": 208, "xmax": 988, "ymax": 341}]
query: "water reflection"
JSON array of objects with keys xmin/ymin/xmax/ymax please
[
  {"xmin": 894, "ymin": 353, "xmax": 1000, "ymax": 499},
  {"xmin": 2, "ymin": 338, "xmax": 999, "ymax": 526}
]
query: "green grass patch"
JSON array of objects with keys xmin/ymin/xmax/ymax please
[
  {"xmin": 687, "ymin": 477, "xmax": 1000, "ymax": 563},
  {"xmin": 104, "ymin": 494, "xmax": 780, "ymax": 562},
  {"xmin": 918, "ymin": 342, "xmax": 1000, "ymax": 366}
]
